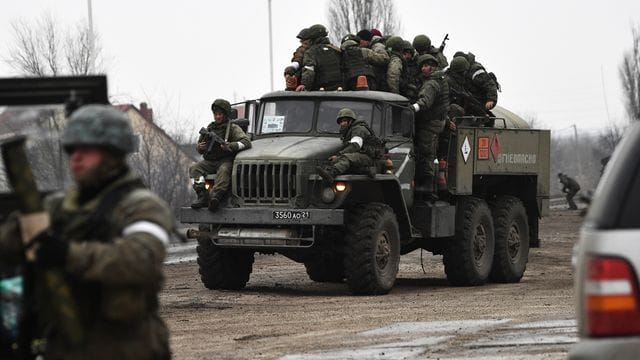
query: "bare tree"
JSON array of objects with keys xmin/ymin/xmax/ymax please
[
  {"xmin": 4, "ymin": 12, "xmax": 104, "ymax": 76},
  {"xmin": 620, "ymin": 24, "xmax": 640, "ymax": 122},
  {"xmin": 326, "ymin": 0, "xmax": 401, "ymax": 44}
]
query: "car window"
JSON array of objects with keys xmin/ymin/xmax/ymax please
[{"xmin": 586, "ymin": 123, "xmax": 640, "ymax": 229}]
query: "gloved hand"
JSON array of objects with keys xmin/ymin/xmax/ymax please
[{"xmin": 32, "ymin": 230, "xmax": 69, "ymax": 268}]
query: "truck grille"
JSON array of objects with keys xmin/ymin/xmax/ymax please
[{"xmin": 234, "ymin": 162, "xmax": 298, "ymax": 204}]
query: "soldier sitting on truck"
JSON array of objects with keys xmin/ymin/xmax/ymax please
[
  {"xmin": 189, "ymin": 99, "xmax": 251, "ymax": 211},
  {"xmin": 316, "ymin": 108, "xmax": 384, "ymax": 183}
]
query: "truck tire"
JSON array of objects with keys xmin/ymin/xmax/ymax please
[
  {"xmin": 344, "ymin": 203, "xmax": 400, "ymax": 295},
  {"xmin": 444, "ymin": 196, "xmax": 495, "ymax": 286},
  {"xmin": 304, "ymin": 255, "xmax": 344, "ymax": 283},
  {"xmin": 196, "ymin": 238, "xmax": 254, "ymax": 290},
  {"xmin": 490, "ymin": 196, "xmax": 529, "ymax": 283}
]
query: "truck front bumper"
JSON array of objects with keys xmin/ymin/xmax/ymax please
[{"xmin": 180, "ymin": 207, "xmax": 344, "ymax": 225}]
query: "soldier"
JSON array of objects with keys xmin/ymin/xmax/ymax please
[
  {"xmin": 0, "ymin": 105, "xmax": 172, "ymax": 359},
  {"xmin": 401, "ymin": 40, "xmax": 421, "ymax": 102},
  {"xmin": 558, "ymin": 173, "xmax": 581, "ymax": 210},
  {"xmin": 189, "ymin": 99, "xmax": 251, "ymax": 211},
  {"xmin": 284, "ymin": 27, "xmax": 311, "ymax": 91},
  {"xmin": 413, "ymin": 34, "xmax": 448, "ymax": 70},
  {"xmin": 411, "ymin": 54, "xmax": 450, "ymax": 197},
  {"xmin": 445, "ymin": 56, "xmax": 488, "ymax": 119},
  {"xmin": 296, "ymin": 24, "xmax": 343, "ymax": 91},
  {"xmin": 340, "ymin": 34, "xmax": 376, "ymax": 90},
  {"xmin": 316, "ymin": 108, "xmax": 383, "ymax": 183},
  {"xmin": 454, "ymin": 51, "xmax": 499, "ymax": 112},
  {"xmin": 385, "ymin": 36, "xmax": 406, "ymax": 94},
  {"xmin": 357, "ymin": 29, "xmax": 390, "ymax": 91}
]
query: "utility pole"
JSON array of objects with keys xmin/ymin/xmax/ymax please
[
  {"xmin": 268, "ymin": 0, "xmax": 274, "ymax": 91},
  {"xmin": 572, "ymin": 124, "xmax": 583, "ymax": 179},
  {"xmin": 87, "ymin": 0, "xmax": 95, "ymax": 73}
]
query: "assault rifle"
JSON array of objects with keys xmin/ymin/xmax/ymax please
[
  {"xmin": 199, "ymin": 127, "xmax": 228, "ymax": 154},
  {"xmin": 449, "ymin": 86, "xmax": 495, "ymax": 126},
  {"xmin": 439, "ymin": 34, "xmax": 449, "ymax": 53}
]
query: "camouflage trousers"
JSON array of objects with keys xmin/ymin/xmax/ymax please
[
  {"xmin": 189, "ymin": 159, "xmax": 232, "ymax": 194},
  {"xmin": 414, "ymin": 119, "xmax": 445, "ymax": 180},
  {"xmin": 331, "ymin": 152, "xmax": 373, "ymax": 174}
]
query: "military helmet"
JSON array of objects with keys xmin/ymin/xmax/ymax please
[
  {"xmin": 341, "ymin": 33, "xmax": 360, "ymax": 44},
  {"xmin": 62, "ymin": 104, "xmax": 136, "ymax": 155},
  {"xmin": 412, "ymin": 35, "xmax": 432, "ymax": 52},
  {"xmin": 336, "ymin": 108, "xmax": 356, "ymax": 123},
  {"xmin": 402, "ymin": 40, "xmax": 414, "ymax": 53},
  {"xmin": 386, "ymin": 36, "xmax": 404, "ymax": 52},
  {"xmin": 211, "ymin": 98, "xmax": 231, "ymax": 116},
  {"xmin": 307, "ymin": 24, "xmax": 328, "ymax": 39},
  {"xmin": 296, "ymin": 27, "xmax": 310, "ymax": 40},
  {"xmin": 449, "ymin": 56, "xmax": 470, "ymax": 73},
  {"xmin": 417, "ymin": 53, "xmax": 438, "ymax": 67}
]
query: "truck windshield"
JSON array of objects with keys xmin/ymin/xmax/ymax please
[
  {"xmin": 258, "ymin": 99, "xmax": 378, "ymax": 135},
  {"xmin": 259, "ymin": 100, "xmax": 314, "ymax": 134}
]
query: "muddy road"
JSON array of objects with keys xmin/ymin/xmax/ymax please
[{"xmin": 161, "ymin": 209, "xmax": 581, "ymax": 359}]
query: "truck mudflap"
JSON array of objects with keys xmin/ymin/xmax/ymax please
[{"xmin": 180, "ymin": 207, "xmax": 344, "ymax": 225}]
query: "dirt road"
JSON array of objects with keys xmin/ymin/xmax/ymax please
[{"xmin": 161, "ymin": 209, "xmax": 581, "ymax": 359}]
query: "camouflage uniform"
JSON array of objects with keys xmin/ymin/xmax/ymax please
[
  {"xmin": 455, "ymin": 52, "xmax": 499, "ymax": 109},
  {"xmin": 386, "ymin": 36, "xmax": 406, "ymax": 94},
  {"xmin": 0, "ymin": 105, "xmax": 172, "ymax": 360},
  {"xmin": 300, "ymin": 25, "xmax": 342, "ymax": 91},
  {"xmin": 358, "ymin": 30, "xmax": 390, "ymax": 91},
  {"xmin": 412, "ymin": 55, "xmax": 450, "ymax": 191},
  {"xmin": 189, "ymin": 99, "xmax": 251, "ymax": 209},
  {"xmin": 317, "ymin": 108, "xmax": 382, "ymax": 182},
  {"xmin": 340, "ymin": 37, "xmax": 376, "ymax": 91},
  {"xmin": 284, "ymin": 28, "xmax": 311, "ymax": 90},
  {"xmin": 558, "ymin": 173, "xmax": 580, "ymax": 210},
  {"xmin": 413, "ymin": 35, "xmax": 448, "ymax": 70}
]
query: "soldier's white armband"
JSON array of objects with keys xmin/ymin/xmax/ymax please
[
  {"xmin": 122, "ymin": 221, "xmax": 170, "ymax": 247},
  {"xmin": 304, "ymin": 66, "xmax": 315, "ymax": 71},
  {"xmin": 471, "ymin": 69, "xmax": 486, "ymax": 80},
  {"xmin": 235, "ymin": 142, "xmax": 246, "ymax": 151},
  {"xmin": 289, "ymin": 62, "xmax": 300, "ymax": 70},
  {"xmin": 349, "ymin": 136, "xmax": 363, "ymax": 148}
]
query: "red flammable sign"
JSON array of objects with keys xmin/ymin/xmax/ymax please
[{"xmin": 478, "ymin": 137, "xmax": 490, "ymax": 160}]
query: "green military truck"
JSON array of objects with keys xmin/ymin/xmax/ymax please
[{"xmin": 181, "ymin": 90, "xmax": 550, "ymax": 295}]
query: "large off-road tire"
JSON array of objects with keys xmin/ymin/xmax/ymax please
[
  {"xmin": 344, "ymin": 203, "xmax": 400, "ymax": 295},
  {"xmin": 304, "ymin": 255, "xmax": 345, "ymax": 283},
  {"xmin": 196, "ymin": 238, "xmax": 254, "ymax": 290},
  {"xmin": 444, "ymin": 196, "xmax": 495, "ymax": 286},
  {"xmin": 490, "ymin": 196, "xmax": 529, "ymax": 283}
]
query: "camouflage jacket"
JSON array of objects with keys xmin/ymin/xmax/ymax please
[
  {"xmin": 0, "ymin": 170, "xmax": 173, "ymax": 360},
  {"xmin": 466, "ymin": 62, "xmax": 498, "ymax": 104},
  {"xmin": 197, "ymin": 120, "xmax": 251, "ymax": 161},
  {"xmin": 301, "ymin": 37, "xmax": 343, "ymax": 90},
  {"xmin": 415, "ymin": 70, "xmax": 450, "ymax": 125},
  {"xmin": 386, "ymin": 53, "xmax": 405, "ymax": 94},
  {"xmin": 338, "ymin": 120, "xmax": 383, "ymax": 159}
]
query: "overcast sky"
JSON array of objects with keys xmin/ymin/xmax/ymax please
[{"xmin": 1, "ymin": 0, "xmax": 639, "ymax": 136}]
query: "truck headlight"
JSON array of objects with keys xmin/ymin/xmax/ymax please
[{"xmin": 321, "ymin": 186, "xmax": 336, "ymax": 203}]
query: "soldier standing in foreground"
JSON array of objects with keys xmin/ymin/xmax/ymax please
[
  {"xmin": 316, "ymin": 108, "xmax": 382, "ymax": 183},
  {"xmin": 0, "ymin": 105, "xmax": 172, "ymax": 359},
  {"xmin": 558, "ymin": 173, "xmax": 581, "ymax": 210},
  {"xmin": 189, "ymin": 99, "xmax": 251, "ymax": 211},
  {"xmin": 411, "ymin": 54, "xmax": 450, "ymax": 198}
]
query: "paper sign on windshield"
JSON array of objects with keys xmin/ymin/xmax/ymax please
[{"xmin": 262, "ymin": 115, "xmax": 285, "ymax": 133}]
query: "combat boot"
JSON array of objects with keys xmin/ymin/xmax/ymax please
[
  {"xmin": 316, "ymin": 166, "xmax": 338, "ymax": 183},
  {"xmin": 208, "ymin": 192, "xmax": 226, "ymax": 212},
  {"xmin": 190, "ymin": 183, "xmax": 210, "ymax": 209}
]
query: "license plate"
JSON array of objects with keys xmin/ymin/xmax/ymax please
[{"xmin": 272, "ymin": 210, "xmax": 310, "ymax": 220}]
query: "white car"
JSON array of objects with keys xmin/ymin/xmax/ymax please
[{"xmin": 569, "ymin": 122, "xmax": 640, "ymax": 359}]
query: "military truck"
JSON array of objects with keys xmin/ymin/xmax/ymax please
[{"xmin": 181, "ymin": 90, "xmax": 550, "ymax": 295}]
